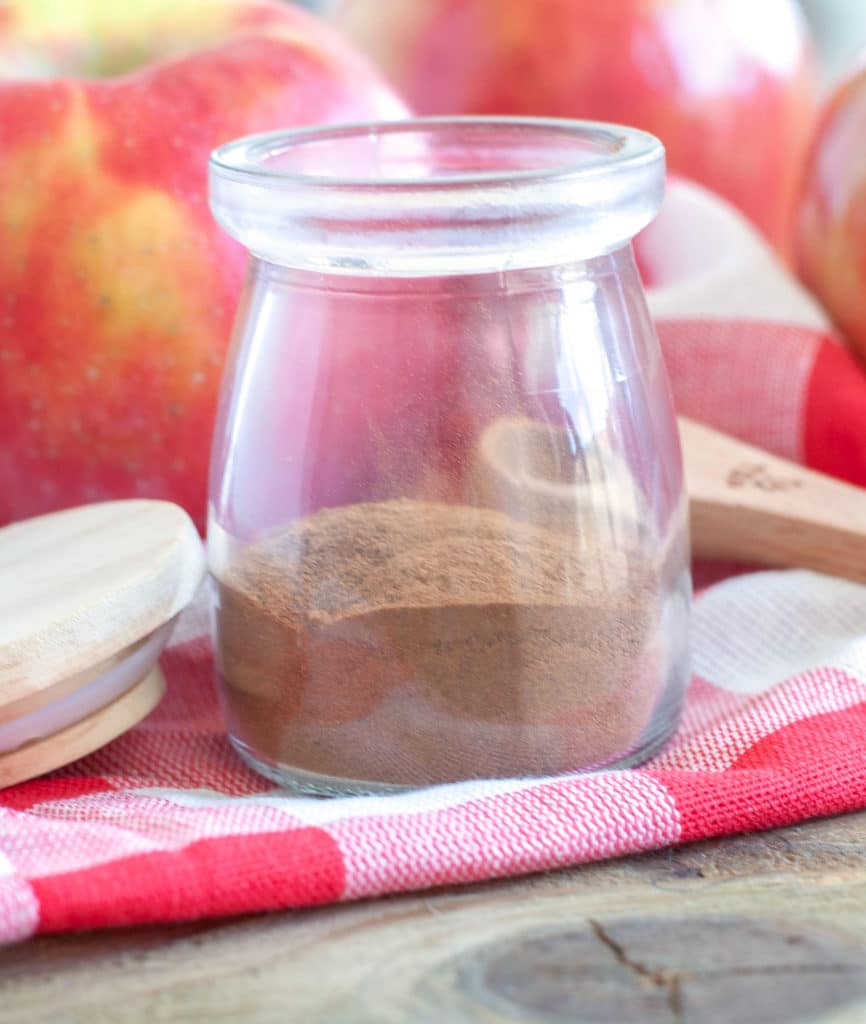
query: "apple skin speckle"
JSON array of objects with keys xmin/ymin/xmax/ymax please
[{"xmin": 0, "ymin": 0, "xmax": 407, "ymax": 532}]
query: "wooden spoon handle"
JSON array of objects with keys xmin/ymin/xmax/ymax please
[{"xmin": 680, "ymin": 417, "xmax": 866, "ymax": 582}]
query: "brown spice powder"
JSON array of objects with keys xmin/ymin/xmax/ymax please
[{"xmin": 215, "ymin": 498, "xmax": 662, "ymax": 788}]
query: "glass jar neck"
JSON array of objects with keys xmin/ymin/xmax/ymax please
[{"xmin": 246, "ymin": 244, "xmax": 641, "ymax": 295}]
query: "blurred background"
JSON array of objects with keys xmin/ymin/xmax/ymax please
[
  {"xmin": 298, "ymin": 0, "xmax": 866, "ymax": 90},
  {"xmin": 3, "ymin": 0, "xmax": 866, "ymax": 527},
  {"xmin": 795, "ymin": 0, "xmax": 866, "ymax": 85}
]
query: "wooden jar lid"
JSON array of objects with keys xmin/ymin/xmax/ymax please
[{"xmin": 0, "ymin": 501, "xmax": 205, "ymax": 787}]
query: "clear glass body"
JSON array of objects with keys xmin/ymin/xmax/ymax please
[{"xmin": 208, "ymin": 118, "xmax": 690, "ymax": 793}]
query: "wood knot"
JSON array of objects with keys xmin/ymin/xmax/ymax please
[{"xmin": 448, "ymin": 917, "xmax": 866, "ymax": 1022}]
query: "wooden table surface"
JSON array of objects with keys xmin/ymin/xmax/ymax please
[{"xmin": 3, "ymin": 810, "xmax": 866, "ymax": 1023}]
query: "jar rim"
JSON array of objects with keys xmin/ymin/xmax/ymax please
[
  {"xmin": 211, "ymin": 115, "xmax": 662, "ymax": 191},
  {"xmin": 209, "ymin": 116, "xmax": 665, "ymax": 276}
]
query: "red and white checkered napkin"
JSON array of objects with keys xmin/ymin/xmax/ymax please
[{"xmin": 5, "ymin": 180, "xmax": 866, "ymax": 945}]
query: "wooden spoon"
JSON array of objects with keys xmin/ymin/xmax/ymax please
[
  {"xmin": 476, "ymin": 414, "xmax": 866, "ymax": 584},
  {"xmin": 681, "ymin": 417, "xmax": 866, "ymax": 582}
]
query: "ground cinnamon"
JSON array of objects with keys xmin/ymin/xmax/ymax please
[{"xmin": 215, "ymin": 497, "xmax": 665, "ymax": 790}]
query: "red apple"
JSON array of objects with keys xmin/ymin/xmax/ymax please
[
  {"xmin": 0, "ymin": 0, "xmax": 408, "ymax": 529},
  {"xmin": 335, "ymin": 0, "xmax": 818, "ymax": 248},
  {"xmin": 795, "ymin": 55, "xmax": 866, "ymax": 361}
]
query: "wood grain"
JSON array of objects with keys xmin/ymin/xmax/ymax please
[
  {"xmin": 681, "ymin": 417, "xmax": 866, "ymax": 582},
  {"xmin": 4, "ymin": 810, "xmax": 866, "ymax": 1023},
  {"xmin": 0, "ymin": 500, "xmax": 204, "ymax": 704}
]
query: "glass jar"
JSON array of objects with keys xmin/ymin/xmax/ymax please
[{"xmin": 208, "ymin": 117, "xmax": 691, "ymax": 794}]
